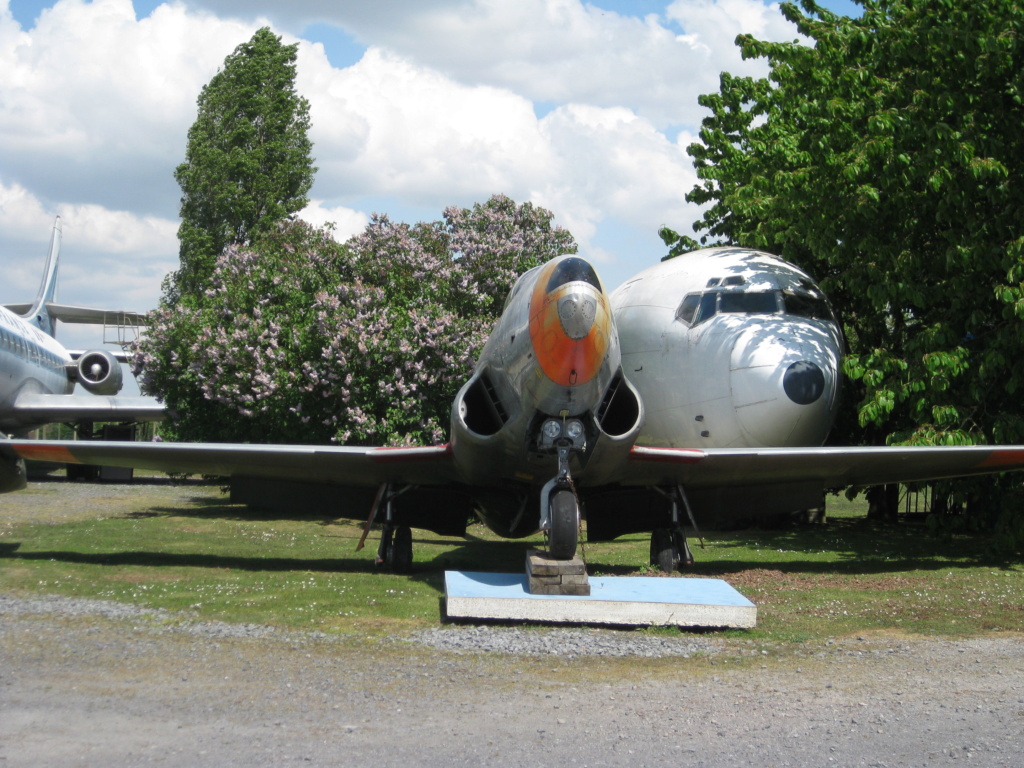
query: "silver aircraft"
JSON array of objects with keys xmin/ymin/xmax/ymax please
[
  {"xmin": 4, "ymin": 248, "xmax": 1024, "ymax": 570},
  {"xmin": 0, "ymin": 218, "xmax": 163, "ymax": 487}
]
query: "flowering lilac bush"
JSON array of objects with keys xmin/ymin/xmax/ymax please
[{"xmin": 135, "ymin": 196, "xmax": 576, "ymax": 445}]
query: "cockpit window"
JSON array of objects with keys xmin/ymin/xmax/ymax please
[
  {"xmin": 695, "ymin": 292, "xmax": 718, "ymax": 324},
  {"xmin": 676, "ymin": 288, "xmax": 835, "ymax": 327},
  {"xmin": 783, "ymin": 290, "xmax": 836, "ymax": 322},
  {"xmin": 676, "ymin": 293, "xmax": 701, "ymax": 324},
  {"xmin": 719, "ymin": 291, "xmax": 779, "ymax": 314},
  {"xmin": 545, "ymin": 257, "xmax": 603, "ymax": 293}
]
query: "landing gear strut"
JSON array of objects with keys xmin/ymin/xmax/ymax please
[
  {"xmin": 539, "ymin": 439, "xmax": 582, "ymax": 560},
  {"xmin": 377, "ymin": 524, "xmax": 413, "ymax": 573},
  {"xmin": 650, "ymin": 485, "xmax": 701, "ymax": 573},
  {"xmin": 358, "ymin": 483, "xmax": 414, "ymax": 573}
]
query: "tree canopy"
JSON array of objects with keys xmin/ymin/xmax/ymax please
[
  {"xmin": 669, "ymin": 0, "xmax": 1024, "ymax": 542},
  {"xmin": 677, "ymin": 0, "xmax": 1024, "ymax": 451},
  {"xmin": 171, "ymin": 27, "xmax": 315, "ymax": 303},
  {"xmin": 135, "ymin": 196, "xmax": 576, "ymax": 446}
]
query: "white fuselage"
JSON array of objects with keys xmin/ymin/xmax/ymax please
[
  {"xmin": 0, "ymin": 305, "xmax": 73, "ymax": 431},
  {"xmin": 611, "ymin": 247, "xmax": 844, "ymax": 450}
]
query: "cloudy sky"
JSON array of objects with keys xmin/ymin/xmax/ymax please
[{"xmin": 0, "ymin": 0, "xmax": 860, "ymax": 357}]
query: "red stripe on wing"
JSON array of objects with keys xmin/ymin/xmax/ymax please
[
  {"xmin": 12, "ymin": 444, "xmax": 83, "ymax": 464},
  {"xmin": 629, "ymin": 446, "xmax": 706, "ymax": 464},
  {"xmin": 368, "ymin": 444, "xmax": 453, "ymax": 464}
]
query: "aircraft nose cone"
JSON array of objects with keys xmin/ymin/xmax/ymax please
[
  {"xmin": 557, "ymin": 293, "xmax": 597, "ymax": 340},
  {"xmin": 783, "ymin": 361, "xmax": 825, "ymax": 405}
]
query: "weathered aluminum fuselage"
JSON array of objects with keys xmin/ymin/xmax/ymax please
[
  {"xmin": 611, "ymin": 247, "xmax": 844, "ymax": 451},
  {"xmin": 450, "ymin": 255, "xmax": 642, "ymax": 536}
]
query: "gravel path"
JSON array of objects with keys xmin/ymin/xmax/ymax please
[
  {"xmin": 2, "ymin": 594, "xmax": 1022, "ymax": 768},
  {"xmin": 2, "ymin": 480, "xmax": 1023, "ymax": 766}
]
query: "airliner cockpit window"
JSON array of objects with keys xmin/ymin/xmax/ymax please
[
  {"xmin": 694, "ymin": 292, "xmax": 718, "ymax": 325},
  {"xmin": 678, "ymin": 289, "xmax": 792, "ymax": 327},
  {"xmin": 675, "ymin": 293, "xmax": 701, "ymax": 324},
  {"xmin": 719, "ymin": 291, "xmax": 780, "ymax": 315},
  {"xmin": 783, "ymin": 290, "xmax": 836, "ymax": 322}
]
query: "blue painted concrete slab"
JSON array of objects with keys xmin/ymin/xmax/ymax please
[{"xmin": 444, "ymin": 571, "xmax": 757, "ymax": 628}]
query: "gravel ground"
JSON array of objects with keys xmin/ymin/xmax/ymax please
[{"xmin": 2, "ymin": 480, "xmax": 1024, "ymax": 766}]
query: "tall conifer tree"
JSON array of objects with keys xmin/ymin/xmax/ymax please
[{"xmin": 171, "ymin": 27, "xmax": 315, "ymax": 303}]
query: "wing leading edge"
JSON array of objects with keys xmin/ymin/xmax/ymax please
[
  {"xmin": 625, "ymin": 444, "xmax": 1024, "ymax": 490},
  {"xmin": 11, "ymin": 393, "xmax": 166, "ymax": 427},
  {"xmin": 9, "ymin": 438, "xmax": 1024, "ymax": 493},
  {"xmin": 2, "ymin": 439, "xmax": 458, "ymax": 488}
]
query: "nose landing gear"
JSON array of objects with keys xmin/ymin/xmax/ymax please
[
  {"xmin": 546, "ymin": 486, "xmax": 580, "ymax": 559},
  {"xmin": 537, "ymin": 417, "xmax": 587, "ymax": 561}
]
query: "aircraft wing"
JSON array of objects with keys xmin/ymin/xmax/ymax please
[
  {"xmin": 9, "ymin": 394, "xmax": 166, "ymax": 428},
  {"xmin": 624, "ymin": 445, "xmax": 1024, "ymax": 490},
  {"xmin": 1, "ymin": 439, "xmax": 458, "ymax": 488}
]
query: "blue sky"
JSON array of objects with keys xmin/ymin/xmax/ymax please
[{"xmin": 0, "ymin": 0, "xmax": 864, "ymax": 360}]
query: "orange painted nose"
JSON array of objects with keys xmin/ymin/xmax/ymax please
[{"xmin": 528, "ymin": 259, "xmax": 611, "ymax": 387}]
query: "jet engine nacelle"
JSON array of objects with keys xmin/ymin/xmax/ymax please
[{"xmin": 75, "ymin": 350, "xmax": 123, "ymax": 395}]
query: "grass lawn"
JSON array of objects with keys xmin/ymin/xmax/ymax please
[{"xmin": 1, "ymin": 480, "xmax": 1021, "ymax": 642}]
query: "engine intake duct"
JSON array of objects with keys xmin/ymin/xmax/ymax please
[
  {"xmin": 457, "ymin": 370, "xmax": 508, "ymax": 437},
  {"xmin": 596, "ymin": 370, "xmax": 641, "ymax": 437}
]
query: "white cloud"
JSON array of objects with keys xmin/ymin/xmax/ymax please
[
  {"xmin": 0, "ymin": 178, "xmax": 177, "ymax": 310},
  {"xmin": 299, "ymin": 200, "xmax": 368, "ymax": 241},
  {"xmin": 0, "ymin": 0, "xmax": 260, "ymax": 212},
  {"xmin": 300, "ymin": 46, "xmax": 556, "ymax": 203},
  {"xmin": 2, "ymin": 0, "xmax": 805, "ymax": 313},
  {"xmin": 188, "ymin": 0, "xmax": 798, "ymax": 129}
]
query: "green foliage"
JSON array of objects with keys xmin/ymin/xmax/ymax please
[
  {"xmin": 136, "ymin": 196, "xmax": 575, "ymax": 446},
  {"xmin": 172, "ymin": 27, "xmax": 315, "ymax": 303},
  {"xmin": 685, "ymin": 0, "xmax": 1024, "ymax": 546}
]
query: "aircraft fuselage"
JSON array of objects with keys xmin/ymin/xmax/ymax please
[
  {"xmin": 447, "ymin": 248, "xmax": 844, "ymax": 546},
  {"xmin": 0, "ymin": 306, "xmax": 75, "ymax": 432},
  {"xmin": 612, "ymin": 248, "xmax": 843, "ymax": 450}
]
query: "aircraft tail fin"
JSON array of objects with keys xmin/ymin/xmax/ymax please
[{"xmin": 20, "ymin": 216, "xmax": 62, "ymax": 337}]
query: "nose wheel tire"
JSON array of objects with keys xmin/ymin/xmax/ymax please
[{"xmin": 548, "ymin": 488, "xmax": 579, "ymax": 560}]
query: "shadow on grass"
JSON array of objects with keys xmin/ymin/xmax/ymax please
[
  {"xmin": 0, "ymin": 545, "xmax": 377, "ymax": 575},
  {"xmin": 584, "ymin": 516, "xmax": 1019, "ymax": 576},
  {"xmin": 6, "ymin": 501, "xmax": 1017, "ymax": 589},
  {"xmin": 0, "ymin": 526, "xmax": 541, "ymax": 596}
]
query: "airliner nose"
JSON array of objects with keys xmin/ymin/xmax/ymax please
[
  {"xmin": 783, "ymin": 361, "xmax": 825, "ymax": 405},
  {"xmin": 730, "ymin": 326, "xmax": 840, "ymax": 446}
]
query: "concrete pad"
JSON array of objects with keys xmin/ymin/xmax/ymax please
[{"xmin": 444, "ymin": 571, "xmax": 756, "ymax": 628}]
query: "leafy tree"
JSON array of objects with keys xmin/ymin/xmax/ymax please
[
  {"xmin": 680, "ymin": 0, "xmax": 1024, "ymax": 542},
  {"xmin": 135, "ymin": 196, "xmax": 576, "ymax": 446},
  {"xmin": 171, "ymin": 27, "xmax": 315, "ymax": 303}
]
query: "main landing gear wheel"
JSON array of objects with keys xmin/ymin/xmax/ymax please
[
  {"xmin": 547, "ymin": 489, "xmax": 579, "ymax": 560},
  {"xmin": 390, "ymin": 525, "xmax": 413, "ymax": 573},
  {"xmin": 377, "ymin": 525, "xmax": 413, "ymax": 573},
  {"xmin": 650, "ymin": 527, "xmax": 693, "ymax": 573}
]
